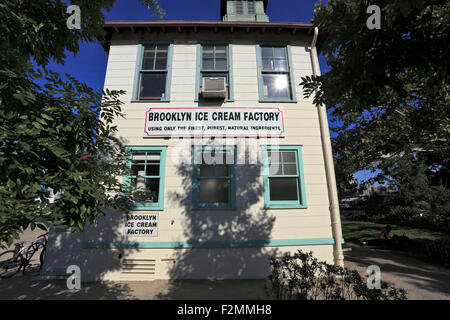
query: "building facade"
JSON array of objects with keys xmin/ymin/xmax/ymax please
[{"xmin": 42, "ymin": 0, "xmax": 344, "ymax": 281}]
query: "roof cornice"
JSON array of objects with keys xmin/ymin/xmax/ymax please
[
  {"xmin": 104, "ymin": 20, "xmax": 313, "ymax": 30},
  {"xmin": 100, "ymin": 20, "xmax": 315, "ymax": 51}
]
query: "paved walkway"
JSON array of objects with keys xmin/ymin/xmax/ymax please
[
  {"xmin": 343, "ymin": 242, "xmax": 450, "ymax": 300},
  {"xmin": 1, "ymin": 229, "xmax": 450, "ymax": 299},
  {"xmin": 0, "ymin": 272, "xmax": 269, "ymax": 300}
]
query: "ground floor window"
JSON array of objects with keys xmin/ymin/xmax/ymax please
[
  {"xmin": 122, "ymin": 145, "xmax": 306, "ymax": 211},
  {"xmin": 124, "ymin": 146, "xmax": 167, "ymax": 211},
  {"xmin": 262, "ymin": 145, "xmax": 307, "ymax": 209},
  {"xmin": 192, "ymin": 145, "xmax": 236, "ymax": 210}
]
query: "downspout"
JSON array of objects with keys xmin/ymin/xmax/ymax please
[{"xmin": 310, "ymin": 27, "xmax": 344, "ymax": 267}]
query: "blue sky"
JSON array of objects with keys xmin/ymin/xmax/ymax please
[{"xmin": 54, "ymin": 0, "xmax": 326, "ymax": 91}]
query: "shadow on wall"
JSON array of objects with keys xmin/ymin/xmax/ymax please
[
  {"xmin": 0, "ymin": 210, "xmax": 140, "ymax": 299},
  {"xmin": 41, "ymin": 208, "xmax": 140, "ymax": 283},
  {"xmin": 25, "ymin": 135, "xmax": 140, "ymax": 297},
  {"xmin": 157, "ymin": 142, "xmax": 277, "ymax": 298}
]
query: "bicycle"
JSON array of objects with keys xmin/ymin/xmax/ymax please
[{"xmin": 0, "ymin": 232, "xmax": 48, "ymax": 279}]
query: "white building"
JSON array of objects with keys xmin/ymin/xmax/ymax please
[{"xmin": 42, "ymin": 0, "xmax": 344, "ymax": 281}]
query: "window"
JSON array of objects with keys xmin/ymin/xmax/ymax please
[
  {"xmin": 236, "ymin": 0, "xmax": 243, "ymax": 14},
  {"xmin": 124, "ymin": 146, "xmax": 167, "ymax": 211},
  {"xmin": 196, "ymin": 44, "xmax": 234, "ymax": 101},
  {"xmin": 248, "ymin": 1, "xmax": 255, "ymax": 14},
  {"xmin": 134, "ymin": 44, "xmax": 173, "ymax": 101},
  {"xmin": 192, "ymin": 146, "xmax": 236, "ymax": 210},
  {"xmin": 262, "ymin": 146, "xmax": 307, "ymax": 209},
  {"xmin": 256, "ymin": 45, "xmax": 296, "ymax": 102}
]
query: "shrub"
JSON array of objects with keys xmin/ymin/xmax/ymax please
[
  {"xmin": 407, "ymin": 239, "xmax": 450, "ymax": 268},
  {"xmin": 342, "ymin": 206, "xmax": 450, "ymax": 233},
  {"xmin": 386, "ymin": 206, "xmax": 422, "ymax": 223},
  {"xmin": 266, "ymin": 250, "xmax": 407, "ymax": 300},
  {"xmin": 341, "ymin": 209, "xmax": 369, "ymax": 221}
]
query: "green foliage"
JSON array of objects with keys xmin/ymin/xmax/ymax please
[
  {"xmin": 0, "ymin": 0, "xmax": 165, "ymax": 247},
  {"xmin": 0, "ymin": 66, "xmax": 134, "ymax": 246},
  {"xmin": 334, "ymin": 154, "xmax": 359, "ymax": 198},
  {"xmin": 341, "ymin": 220, "xmax": 450, "ymax": 269},
  {"xmin": 341, "ymin": 220, "xmax": 449, "ymax": 242},
  {"xmin": 390, "ymin": 159, "xmax": 431, "ymax": 207},
  {"xmin": 139, "ymin": 0, "xmax": 166, "ymax": 19},
  {"xmin": 266, "ymin": 250, "xmax": 407, "ymax": 300},
  {"xmin": 408, "ymin": 238, "xmax": 450, "ymax": 268},
  {"xmin": 352, "ymin": 158, "xmax": 450, "ymax": 231},
  {"xmin": 302, "ymin": 0, "xmax": 449, "ymax": 200}
]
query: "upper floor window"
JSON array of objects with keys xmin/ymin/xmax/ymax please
[
  {"xmin": 236, "ymin": 0, "xmax": 244, "ymax": 14},
  {"xmin": 196, "ymin": 44, "xmax": 234, "ymax": 101},
  {"xmin": 256, "ymin": 45, "xmax": 297, "ymax": 102},
  {"xmin": 124, "ymin": 146, "xmax": 167, "ymax": 211},
  {"xmin": 203, "ymin": 45, "xmax": 227, "ymax": 70},
  {"xmin": 248, "ymin": 1, "xmax": 255, "ymax": 14},
  {"xmin": 134, "ymin": 44, "xmax": 173, "ymax": 102}
]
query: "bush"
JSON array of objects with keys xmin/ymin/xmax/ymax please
[
  {"xmin": 341, "ymin": 209, "xmax": 370, "ymax": 221},
  {"xmin": 266, "ymin": 250, "xmax": 407, "ymax": 300},
  {"xmin": 406, "ymin": 239, "xmax": 450, "ymax": 268},
  {"xmin": 384, "ymin": 206, "xmax": 422, "ymax": 224},
  {"xmin": 342, "ymin": 205, "xmax": 450, "ymax": 233}
]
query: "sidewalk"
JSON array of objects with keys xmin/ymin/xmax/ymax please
[
  {"xmin": 2, "ymin": 229, "xmax": 450, "ymax": 299},
  {"xmin": 343, "ymin": 242, "xmax": 450, "ymax": 300},
  {"xmin": 0, "ymin": 228, "xmax": 269, "ymax": 300},
  {"xmin": 0, "ymin": 271, "xmax": 269, "ymax": 300}
]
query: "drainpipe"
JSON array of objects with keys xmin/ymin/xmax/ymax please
[{"xmin": 310, "ymin": 27, "xmax": 344, "ymax": 267}]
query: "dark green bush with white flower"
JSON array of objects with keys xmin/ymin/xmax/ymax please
[{"xmin": 266, "ymin": 250, "xmax": 407, "ymax": 300}]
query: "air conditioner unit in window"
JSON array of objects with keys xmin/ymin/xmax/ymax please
[{"xmin": 202, "ymin": 77, "xmax": 227, "ymax": 98}]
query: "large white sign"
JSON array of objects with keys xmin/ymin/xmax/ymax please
[
  {"xmin": 143, "ymin": 107, "xmax": 285, "ymax": 137},
  {"xmin": 125, "ymin": 213, "xmax": 158, "ymax": 237}
]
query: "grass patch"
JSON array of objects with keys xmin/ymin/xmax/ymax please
[
  {"xmin": 342, "ymin": 219, "xmax": 450, "ymax": 269},
  {"xmin": 342, "ymin": 220, "xmax": 449, "ymax": 243}
]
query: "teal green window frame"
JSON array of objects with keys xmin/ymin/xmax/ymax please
[
  {"xmin": 132, "ymin": 43, "xmax": 173, "ymax": 102},
  {"xmin": 236, "ymin": 0, "xmax": 244, "ymax": 14},
  {"xmin": 247, "ymin": 0, "xmax": 255, "ymax": 14},
  {"xmin": 123, "ymin": 146, "xmax": 167, "ymax": 211},
  {"xmin": 256, "ymin": 44, "xmax": 297, "ymax": 103},
  {"xmin": 192, "ymin": 145, "xmax": 236, "ymax": 210},
  {"xmin": 195, "ymin": 43, "xmax": 234, "ymax": 102},
  {"xmin": 262, "ymin": 145, "xmax": 307, "ymax": 209}
]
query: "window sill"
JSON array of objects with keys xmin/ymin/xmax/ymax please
[
  {"xmin": 259, "ymin": 99, "xmax": 298, "ymax": 103},
  {"xmin": 192, "ymin": 205, "xmax": 236, "ymax": 211},
  {"xmin": 264, "ymin": 204, "xmax": 308, "ymax": 209},
  {"xmin": 130, "ymin": 100, "xmax": 170, "ymax": 103},
  {"xmin": 131, "ymin": 100, "xmax": 170, "ymax": 103},
  {"xmin": 194, "ymin": 99, "xmax": 235, "ymax": 103},
  {"xmin": 132, "ymin": 205, "xmax": 164, "ymax": 211}
]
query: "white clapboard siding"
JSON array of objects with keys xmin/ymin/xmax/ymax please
[{"xmin": 55, "ymin": 35, "xmax": 339, "ymax": 281}]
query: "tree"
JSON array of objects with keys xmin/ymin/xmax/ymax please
[
  {"xmin": 0, "ymin": 0, "xmax": 165, "ymax": 247},
  {"xmin": 334, "ymin": 151, "xmax": 359, "ymax": 199},
  {"xmin": 301, "ymin": 0, "xmax": 449, "ymax": 189},
  {"xmin": 387, "ymin": 158, "xmax": 450, "ymax": 230}
]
